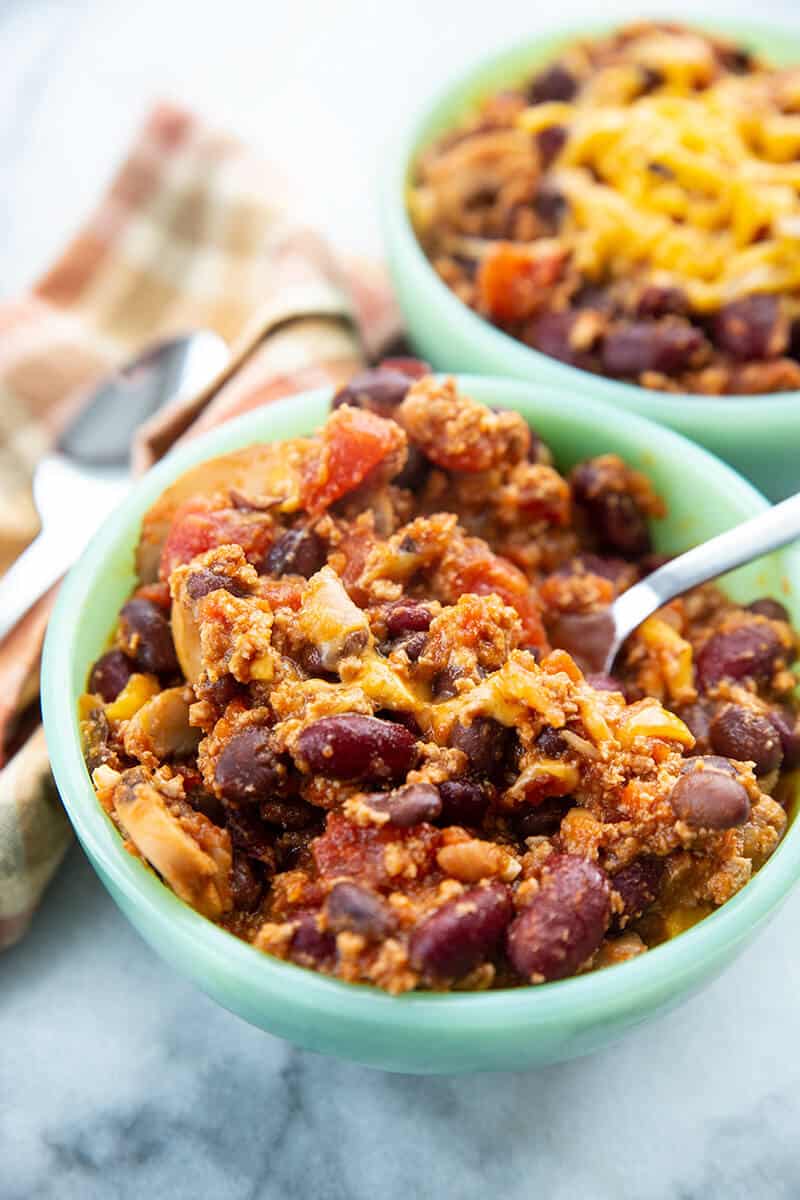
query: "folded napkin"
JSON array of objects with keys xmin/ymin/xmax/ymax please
[{"xmin": 0, "ymin": 102, "xmax": 400, "ymax": 949}]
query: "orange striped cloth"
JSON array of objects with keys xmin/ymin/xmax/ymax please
[{"xmin": 0, "ymin": 102, "xmax": 399, "ymax": 950}]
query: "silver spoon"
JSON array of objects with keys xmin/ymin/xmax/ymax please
[
  {"xmin": 560, "ymin": 491, "xmax": 800, "ymax": 677},
  {"xmin": 0, "ymin": 330, "xmax": 228, "ymax": 643}
]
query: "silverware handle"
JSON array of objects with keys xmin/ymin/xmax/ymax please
[
  {"xmin": 0, "ymin": 530, "xmax": 73, "ymax": 644},
  {"xmin": 609, "ymin": 491, "xmax": 800, "ymax": 660}
]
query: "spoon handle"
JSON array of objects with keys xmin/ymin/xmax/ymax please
[
  {"xmin": 0, "ymin": 531, "xmax": 74, "ymax": 644},
  {"xmin": 606, "ymin": 491, "xmax": 800, "ymax": 670}
]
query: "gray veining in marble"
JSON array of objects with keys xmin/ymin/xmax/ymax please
[{"xmin": 4, "ymin": 1, "xmax": 800, "ymax": 1196}]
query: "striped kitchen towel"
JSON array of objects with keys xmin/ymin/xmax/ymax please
[{"xmin": 0, "ymin": 102, "xmax": 400, "ymax": 949}]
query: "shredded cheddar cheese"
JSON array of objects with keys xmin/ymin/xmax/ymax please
[{"xmin": 516, "ymin": 63, "xmax": 800, "ymax": 309}]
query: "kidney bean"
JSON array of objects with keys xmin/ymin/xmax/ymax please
[
  {"xmin": 297, "ymin": 713, "xmax": 417, "ymax": 781},
  {"xmin": 696, "ymin": 622, "xmax": 784, "ymax": 689},
  {"xmin": 394, "ymin": 444, "xmax": 431, "ymax": 491},
  {"xmin": 88, "ymin": 649, "xmax": 136, "ymax": 702},
  {"xmin": 635, "ymin": 285, "xmax": 689, "ymax": 319},
  {"xmin": 718, "ymin": 44, "xmax": 753, "ymax": 73},
  {"xmin": 264, "ymin": 528, "xmax": 325, "ymax": 579},
  {"xmin": 528, "ymin": 311, "xmax": 596, "ymax": 371},
  {"xmin": 450, "ymin": 716, "xmax": 513, "ymax": 779},
  {"xmin": 230, "ymin": 853, "xmax": 265, "ymax": 912},
  {"xmin": 514, "ymin": 796, "xmax": 571, "ymax": 838},
  {"xmin": 601, "ymin": 319, "xmax": 708, "ymax": 377},
  {"xmin": 611, "ymin": 857, "xmax": 664, "ymax": 925},
  {"xmin": 528, "ymin": 63, "xmax": 578, "ymax": 103},
  {"xmin": 712, "ymin": 295, "xmax": 787, "ymax": 361},
  {"xmin": 769, "ymin": 708, "xmax": 800, "ymax": 769},
  {"xmin": 506, "ymin": 854, "xmax": 611, "ymax": 982},
  {"xmin": 669, "ymin": 761, "xmax": 750, "ymax": 829},
  {"xmin": 409, "ymin": 881, "xmax": 513, "ymax": 980},
  {"xmin": 186, "ymin": 787, "xmax": 226, "ymax": 827},
  {"xmin": 385, "ymin": 600, "xmax": 433, "ymax": 637},
  {"xmin": 119, "ymin": 598, "xmax": 178, "ymax": 675},
  {"xmin": 438, "ymin": 779, "xmax": 488, "ymax": 826},
  {"xmin": 289, "ymin": 913, "xmax": 336, "ymax": 968},
  {"xmin": 326, "ymin": 882, "xmax": 397, "ymax": 940},
  {"xmin": 570, "ymin": 462, "xmax": 652, "ymax": 558},
  {"xmin": 638, "ymin": 65, "xmax": 664, "ymax": 93},
  {"xmin": 709, "ymin": 705, "xmax": 783, "ymax": 775},
  {"xmin": 674, "ymin": 702, "xmax": 714, "ymax": 754},
  {"xmin": 533, "ymin": 185, "xmax": 567, "ymax": 226},
  {"xmin": 363, "ymin": 782, "xmax": 442, "ymax": 827},
  {"xmin": 535, "ymin": 726, "xmax": 566, "ymax": 757},
  {"xmin": 746, "ymin": 597, "xmax": 790, "ymax": 622},
  {"xmin": 400, "ymin": 632, "xmax": 428, "ymax": 662},
  {"xmin": 260, "ymin": 797, "xmax": 316, "ymax": 830},
  {"xmin": 331, "ymin": 367, "xmax": 413, "ymax": 417},
  {"xmin": 536, "ymin": 125, "xmax": 568, "ymax": 168},
  {"xmin": 185, "ymin": 568, "xmax": 247, "ymax": 600},
  {"xmin": 431, "ymin": 665, "xmax": 465, "ymax": 701},
  {"xmin": 215, "ymin": 728, "xmax": 292, "ymax": 805}
]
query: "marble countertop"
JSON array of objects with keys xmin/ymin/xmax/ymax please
[{"xmin": 4, "ymin": 1, "xmax": 800, "ymax": 1196}]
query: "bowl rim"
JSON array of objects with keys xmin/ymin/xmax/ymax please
[
  {"xmin": 42, "ymin": 378, "xmax": 800, "ymax": 1035},
  {"xmin": 380, "ymin": 16, "xmax": 800, "ymax": 427}
]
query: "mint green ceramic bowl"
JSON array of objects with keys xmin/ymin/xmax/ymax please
[
  {"xmin": 381, "ymin": 21, "xmax": 800, "ymax": 502},
  {"xmin": 42, "ymin": 378, "xmax": 800, "ymax": 1074}
]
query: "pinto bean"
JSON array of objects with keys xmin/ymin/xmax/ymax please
[
  {"xmin": 297, "ymin": 714, "xmax": 417, "ymax": 781},
  {"xmin": 230, "ymin": 854, "xmax": 265, "ymax": 911},
  {"xmin": 119, "ymin": 598, "xmax": 178, "ymax": 676},
  {"xmin": 331, "ymin": 368, "xmax": 413, "ymax": 417},
  {"xmin": 514, "ymin": 797, "xmax": 571, "ymax": 838},
  {"xmin": 506, "ymin": 854, "xmax": 611, "ymax": 981},
  {"xmin": 709, "ymin": 705, "xmax": 783, "ymax": 775},
  {"xmin": 746, "ymin": 597, "xmax": 789, "ymax": 622},
  {"xmin": 185, "ymin": 568, "xmax": 247, "ymax": 600},
  {"xmin": 611, "ymin": 857, "xmax": 664, "ymax": 925},
  {"xmin": 670, "ymin": 760, "xmax": 750, "ymax": 829},
  {"xmin": 88, "ymin": 649, "xmax": 135, "ymax": 702},
  {"xmin": 769, "ymin": 708, "xmax": 800, "ymax": 769},
  {"xmin": 438, "ymin": 779, "xmax": 488, "ymax": 826},
  {"xmin": 536, "ymin": 125, "xmax": 568, "ymax": 168},
  {"xmin": 215, "ymin": 728, "xmax": 293, "ymax": 805},
  {"xmin": 264, "ymin": 528, "xmax": 326, "ymax": 579},
  {"xmin": 528, "ymin": 63, "xmax": 578, "ymax": 103},
  {"xmin": 363, "ymin": 783, "xmax": 442, "ymax": 827},
  {"xmin": 449, "ymin": 716, "xmax": 513, "ymax": 779},
  {"xmin": 289, "ymin": 913, "xmax": 337, "ymax": 968},
  {"xmin": 696, "ymin": 622, "xmax": 784, "ymax": 689},
  {"xmin": 325, "ymin": 882, "xmax": 397, "ymax": 939},
  {"xmin": 570, "ymin": 461, "xmax": 651, "ymax": 557},
  {"xmin": 409, "ymin": 882, "xmax": 513, "ymax": 981},
  {"xmin": 393, "ymin": 445, "xmax": 431, "ymax": 491}
]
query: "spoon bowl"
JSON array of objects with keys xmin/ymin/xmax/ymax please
[{"xmin": 0, "ymin": 330, "xmax": 228, "ymax": 643}]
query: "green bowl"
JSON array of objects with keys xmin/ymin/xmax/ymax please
[
  {"xmin": 381, "ymin": 20, "xmax": 800, "ymax": 502},
  {"xmin": 42, "ymin": 378, "xmax": 800, "ymax": 1074}
]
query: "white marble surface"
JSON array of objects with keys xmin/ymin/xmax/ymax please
[{"xmin": 4, "ymin": 1, "xmax": 800, "ymax": 1197}]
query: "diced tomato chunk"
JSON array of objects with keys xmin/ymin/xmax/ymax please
[
  {"xmin": 477, "ymin": 242, "xmax": 566, "ymax": 323},
  {"xmin": 447, "ymin": 545, "xmax": 548, "ymax": 648},
  {"xmin": 159, "ymin": 499, "xmax": 275, "ymax": 579},
  {"xmin": 300, "ymin": 406, "xmax": 406, "ymax": 516}
]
